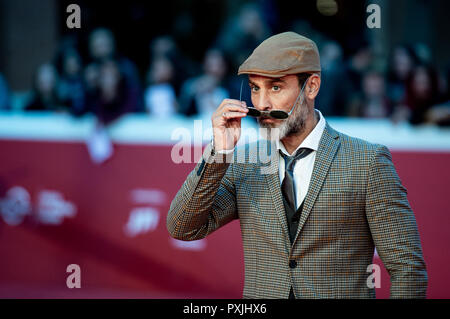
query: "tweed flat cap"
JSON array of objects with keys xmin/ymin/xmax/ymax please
[{"xmin": 238, "ymin": 31, "xmax": 321, "ymax": 77}]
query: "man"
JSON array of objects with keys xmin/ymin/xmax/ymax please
[{"xmin": 167, "ymin": 32, "xmax": 427, "ymax": 298}]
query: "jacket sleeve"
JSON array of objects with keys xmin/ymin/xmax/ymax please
[
  {"xmin": 365, "ymin": 145, "xmax": 428, "ymax": 298},
  {"xmin": 166, "ymin": 142, "xmax": 238, "ymax": 241}
]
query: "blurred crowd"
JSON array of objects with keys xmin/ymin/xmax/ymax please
[{"xmin": 0, "ymin": 3, "xmax": 449, "ymax": 127}]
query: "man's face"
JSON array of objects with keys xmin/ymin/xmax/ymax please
[{"xmin": 248, "ymin": 74, "xmax": 310, "ymax": 140}]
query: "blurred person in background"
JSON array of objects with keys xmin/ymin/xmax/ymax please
[
  {"xmin": 348, "ymin": 69, "xmax": 393, "ymax": 119},
  {"xmin": 425, "ymin": 100, "xmax": 450, "ymax": 127},
  {"xmin": 149, "ymin": 35, "xmax": 193, "ymax": 96},
  {"xmin": 179, "ymin": 48, "xmax": 229, "ymax": 117},
  {"xmin": 424, "ymin": 62, "xmax": 450, "ymax": 126},
  {"xmin": 315, "ymin": 40, "xmax": 352, "ymax": 116},
  {"xmin": 150, "ymin": 35, "xmax": 177, "ymax": 58},
  {"xmin": 426, "ymin": 67, "xmax": 450, "ymax": 125},
  {"xmin": 395, "ymin": 64, "xmax": 442, "ymax": 125},
  {"xmin": 346, "ymin": 42, "xmax": 373, "ymax": 98},
  {"xmin": 215, "ymin": 2, "xmax": 271, "ymax": 70},
  {"xmin": 445, "ymin": 67, "xmax": 450, "ymax": 102},
  {"xmin": 91, "ymin": 59, "xmax": 132, "ymax": 126},
  {"xmin": 56, "ymin": 48, "xmax": 86, "ymax": 117},
  {"xmin": 85, "ymin": 59, "xmax": 128, "ymax": 165},
  {"xmin": 83, "ymin": 63, "xmax": 100, "ymax": 114},
  {"xmin": 25, "ymin": 63, "xmax": 62, "ymax": 112},
  {"xmin": 88, "ymin": 28, "xmax": 143, "ymax": 114},
  {"xmin": 387, "ymin": 45, "xmax": 417, "ymax": 108},
  {"xmin": 144, "ymin": 56, "xmax": 178, "ymax": 118},
  {"xmin": 0, "ymin": 73, "xmax": 10, "ymax": 110},
  {"xmin": 290, "ymin": 20, "xmax": 326, "ymax": 47},
  {"xmin": 413, "ymin": 43, "xmax": 433, "ymax": 66}
]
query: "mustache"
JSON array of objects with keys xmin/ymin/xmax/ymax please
[
  {"xmin": 257, "ymin": 118, "xmax": 275, "ymax": 127},
  {"xmin": 257, "ymin": 116, "xmax": 276, "ymax": 122}
]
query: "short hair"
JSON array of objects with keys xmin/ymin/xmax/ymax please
[{"xmin": 296, "ymin": 72, "xmax": 320, "ymax": 87}]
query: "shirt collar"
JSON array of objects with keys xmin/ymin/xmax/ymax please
[{"xmin": 277, "ymin": 109, "xmax": 326, "ymax": 156}]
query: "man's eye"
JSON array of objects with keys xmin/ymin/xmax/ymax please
[
  {"xmin": 251, "ymin": 86, "xmax": 259, "ymax": 92},
  {"xmin": 272, "ymin": 86, "xmax": 280, "ymax": 91}
]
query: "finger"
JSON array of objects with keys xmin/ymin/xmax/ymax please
[
  {"xmin": 221, "ymin": 98, "xmax": 247, "ymax": 108},
  {"xmin": 222, "ymin": 111, "xmax": 248, "ymax": 118},
  {"xmin": 221, "ymin": 103, "xmax": 248, "ymax": 113},
  {"xmin": 222, "ymin": 99, "xmax": 246, "ymax": 105}
]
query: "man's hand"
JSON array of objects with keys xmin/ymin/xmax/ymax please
[{"xmin": 211, "ymin": 99, "xmax": 248, "ymax": 151}]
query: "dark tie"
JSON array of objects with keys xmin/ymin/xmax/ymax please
[
  {"xmin": 280, "ymin": 147, "xmax": 313, "ymax": 300},
  {"xmin": 280, "ymin": 148, "xmax": 313, "ymax": 212}
]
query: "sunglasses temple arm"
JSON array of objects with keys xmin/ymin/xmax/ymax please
[
  {"xmin": 287, "ymin": 79, "xmax": 308, "ymax": 115},
  {"xmin": 239, "ymin": 80, "xmax": 244, "ymax": 103}
]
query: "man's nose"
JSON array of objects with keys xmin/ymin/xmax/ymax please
[{"xmin": 254, "ymin": 91, "xmax": 271, "ymax": 111}]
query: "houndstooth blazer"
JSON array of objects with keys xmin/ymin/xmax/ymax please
[{"xmin": 167, "ymin": 123, "xmax": 427, "ymax": 298}]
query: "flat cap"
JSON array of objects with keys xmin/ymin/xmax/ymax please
[{"xmin": 238, "ymin": 31, "xmax": 321, "ymax": 78}]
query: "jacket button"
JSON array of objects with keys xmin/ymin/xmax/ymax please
[{"xmin": 289, "ymin": 260, "xmax": 297, "ymax": 269}]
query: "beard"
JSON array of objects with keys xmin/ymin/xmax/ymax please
[{"xmin": 257, "ymin": 100, "xmax": 310, "ymax": 141}]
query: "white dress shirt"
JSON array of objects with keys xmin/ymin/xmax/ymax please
[{"xmin": 276, "ymin": 109, "xmax": 326, "ymax": 209}]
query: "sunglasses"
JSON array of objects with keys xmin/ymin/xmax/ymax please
[{"xmin": 239, "ymin": 76, "xmax": 310, "ymax": 120}]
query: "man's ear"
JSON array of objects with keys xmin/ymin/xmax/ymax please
[{"xmin": 306, "ymin": 74, "xmax": 321, "ymax": 99}]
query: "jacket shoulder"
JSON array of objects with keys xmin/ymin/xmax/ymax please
[
  {"xmin": 326, "ymin": 124, "xmax": 391, "ymax": 166},
  {"xmin": 332, "ymin": 126, "xmax": 386, "ymax": 154}
]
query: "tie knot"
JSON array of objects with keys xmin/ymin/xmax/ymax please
[{"xmin": 280, "ymin": 148, "xmax": 313, "ymax": 171}]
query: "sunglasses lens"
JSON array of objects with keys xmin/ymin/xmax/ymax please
[
  {"xmin": 247, "ymin": 108, "xmax": 261, "ymax": 117},
  {"xmin": 270, "ymin": 110, "xmax": 289, "ymax": 119}
]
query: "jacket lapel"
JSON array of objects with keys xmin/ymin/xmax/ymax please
[
  {"xmin": 292, "ymin": 123, "xmax": 340, "ymax": 246},
  {"xmin": 260, "ymin": 140, "xmax": 292, "ymax": 248}
]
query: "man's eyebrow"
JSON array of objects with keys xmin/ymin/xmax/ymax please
[
  {"xmin": 248, "ymin": 78, "xmax": 287, "ymax": 86},
  {"xmin": 269, "ymin": 78, "xmax": 287, "ymax": 85}
]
